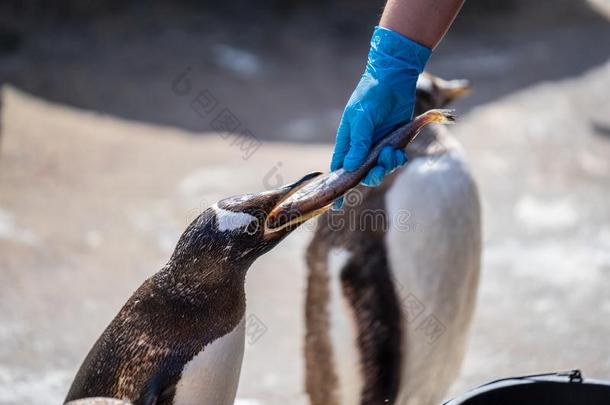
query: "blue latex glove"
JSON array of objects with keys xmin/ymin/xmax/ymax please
[{"xmin": 331, "ymin": 26, "xmax": 431, "ymax": 208}]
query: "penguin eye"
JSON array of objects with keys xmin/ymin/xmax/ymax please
[
  {"xmin": 244, "ymin": 218, "xmax": 261, "ymax": 236},
  {"xmin": 241, "ymin": 208, "xmax": 267, "ymax": 236}
]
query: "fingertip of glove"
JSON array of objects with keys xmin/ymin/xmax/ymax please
[
  {"xmin": 343, "ymin": 156, "xmax": 365, "ymax": 172},
  {"xmin": 329, "ymin": 156, "xmax": 342, "ymax": 172},
  {"xmin": 331, "ymin": 196, "xmax": 344, "ymax": 210},
  {"xmin": 395, "ymin": 149, "xmax": 407, "ymax": 166},
  {"xmin": 378, "ymin": 146, "xmax": 395, "ymax": 171},
  {"xmin": 361, "ymin": 166, "xmax": 385, "ymax": 187}
]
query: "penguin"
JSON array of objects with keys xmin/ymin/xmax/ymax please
[
  {"xmin": 65, "ymin": 172, "xmax": 326, "ymax": 405},
  {"xmin": 304, "ymin": 72, "xmax": 481, "ymax": 405}
]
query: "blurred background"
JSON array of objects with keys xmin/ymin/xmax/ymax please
[{"xmin": 0, "ymin": 0, "xmax": 609, "ymax": 404}]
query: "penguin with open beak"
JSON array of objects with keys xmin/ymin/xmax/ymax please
[
  {"xmin": 65, "ymin": 172, "xmax": 326, "ymax": 405},
  {"xmin": 65, "ymin": 105, "xmax": 453, "ymax": 405}
]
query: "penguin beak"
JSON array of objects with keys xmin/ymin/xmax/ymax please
[
  {"xmin": 263, "ymin": 171, "xmax": 330, "ymax": 237},
  {"xmin": 264, "ymin": 173, "xmax": 338, "ymax": 236},
  {"xmin": 439, "ymin": 78, "xmax": 471, "ymax": 105}
]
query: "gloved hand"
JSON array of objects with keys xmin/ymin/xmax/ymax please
[{"xmin": 331, "ymin": 26, "xmax": 431, "ymax": 208}]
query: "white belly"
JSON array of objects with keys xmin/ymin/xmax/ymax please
[
  {"xmin": 172, "ymin": 318, "xmax": 245, "ymax": 405},
  {"xmin": 327, "ymin": 248, "xmax": 364, "ymax": 404},
  {"xmin": 386, "ymin": 154, "xmax": 481, "ymax": 405}
]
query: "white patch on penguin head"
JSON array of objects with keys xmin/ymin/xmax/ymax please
[{"xmin": 211, "ymin": 203, "xmax": 257, "ymax": 233}]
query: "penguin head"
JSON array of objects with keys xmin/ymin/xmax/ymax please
[
  {"xmin": 415, "ymin": 72, "xmax": 471, "ymax": 114},
  {"xmin": 170, "ymin": 172, "xmax": 325, "ymax": 273}
]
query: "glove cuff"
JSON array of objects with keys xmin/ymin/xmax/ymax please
[{"xmin": 369, "ymin": 26, "xmax": 431, "ymax": 74}]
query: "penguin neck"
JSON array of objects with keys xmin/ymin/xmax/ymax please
[
  {"xmin": 109, "ymin": 262, "xmax": 248, "ymax": 357},
  {"xmin": 148, "ymin": 257, "xmax": 249, "ymax": 319}
]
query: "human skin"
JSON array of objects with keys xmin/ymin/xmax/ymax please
[
  {"xmin": 329, "ymin": 0, "xmax": 465, "ymax": 199},
  {"xmin": 380, "ymin": 0, "xmax": 465, "ymax": 48}
]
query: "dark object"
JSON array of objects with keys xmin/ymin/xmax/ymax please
[{"xmin": 444, "ymin": 370, "xmax": 610, "ymax": 405}]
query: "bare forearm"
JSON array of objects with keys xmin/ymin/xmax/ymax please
[{"xmin": 380, "ymin": 0, "xmax": 464, "ymax": 49}]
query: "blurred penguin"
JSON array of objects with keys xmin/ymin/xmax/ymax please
[{"xmin": 304, "ymin": 72, "xmax": 481, "ymax": 405}]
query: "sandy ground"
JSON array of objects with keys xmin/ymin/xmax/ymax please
[{"xmin": 1, "ymin": 1, "xmax": 610, "ymax": 404}]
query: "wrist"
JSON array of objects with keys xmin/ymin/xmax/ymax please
[{"xmin": 368, "ymin": 26, "xmax": 431, "ymax": 76}]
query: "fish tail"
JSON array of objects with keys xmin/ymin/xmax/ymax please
[{"xmin": 418, "ymin": 109, "xmax": 456, "ymax": 125}]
